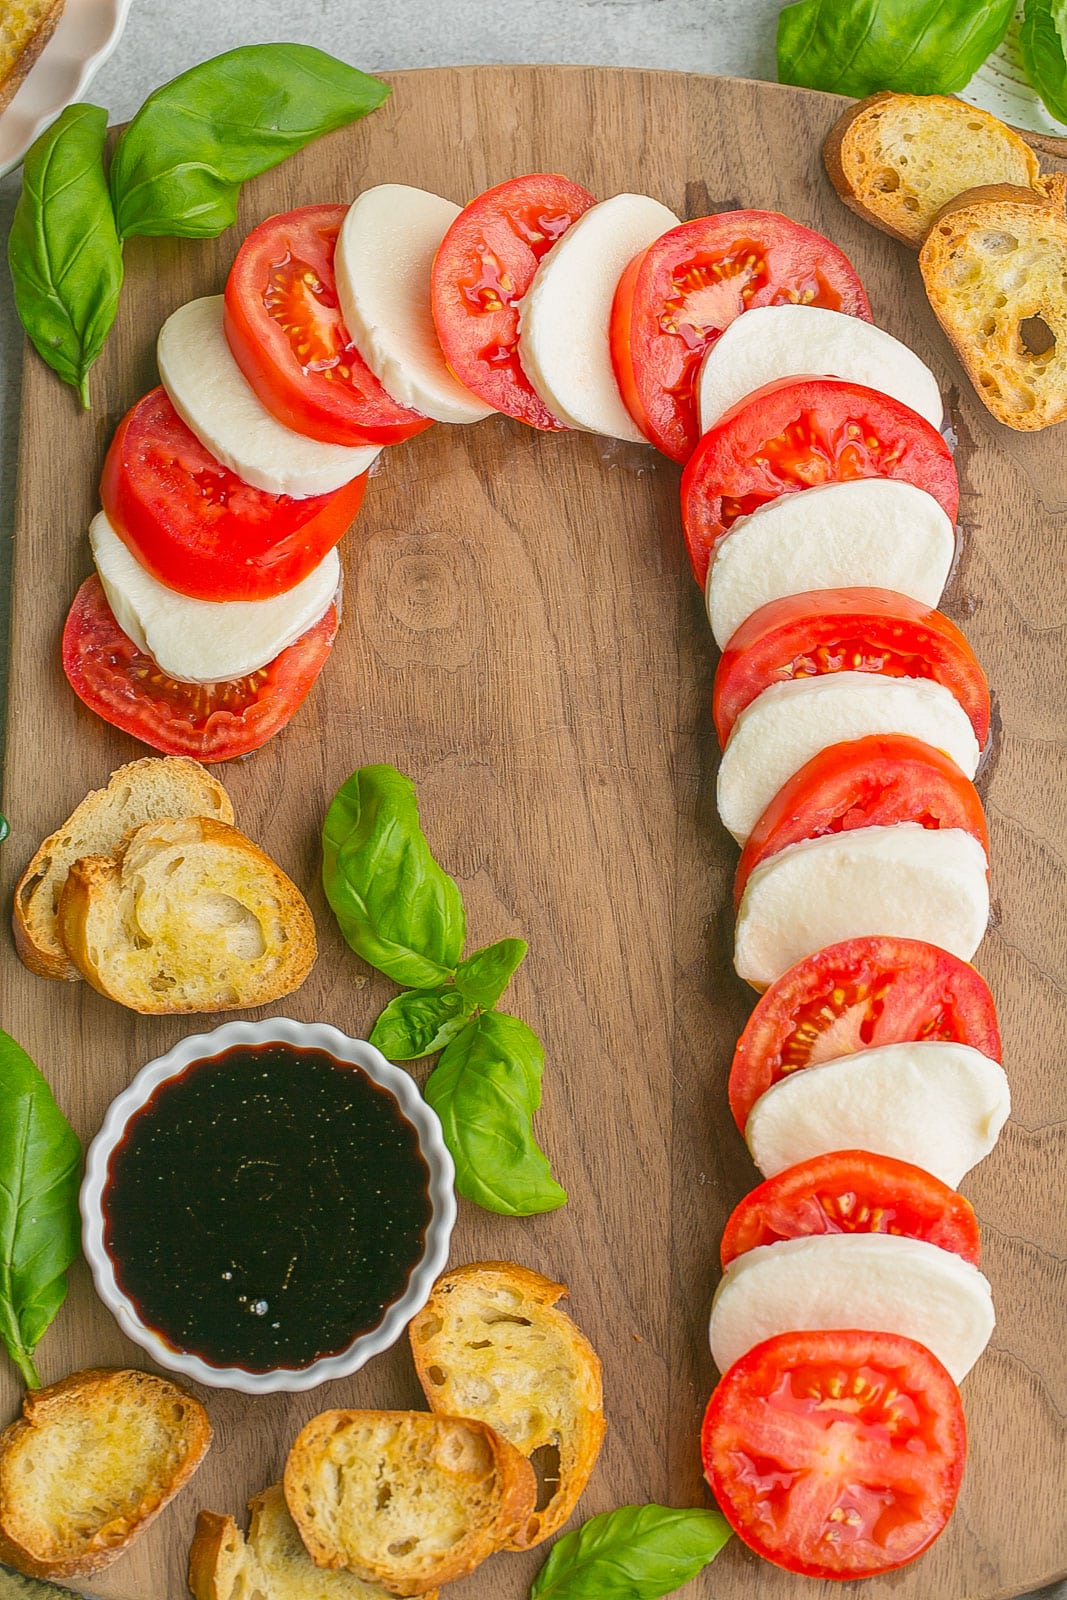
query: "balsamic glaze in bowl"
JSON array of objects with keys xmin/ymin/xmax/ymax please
[{"xmin": 81, "ymin": 1020, "xmax": 456, "ymax": 1393}]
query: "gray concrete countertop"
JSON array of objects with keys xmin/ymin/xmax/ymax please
[{"xmin": 0, "ymin": 10, "xmax": 1064, "ymax": 1595}]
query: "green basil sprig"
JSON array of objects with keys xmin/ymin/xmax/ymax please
[
  {"xmin": 323, "ymin": 765, "xmax": 564, "ymax": 1215},
  {"xmin": 8, "ymin": 104, "xmax": 123, "ymax": 408},
  {"xmin": 369, "ymin": 939, "xmax": 528, "ymax": 1061},
  {"xmin": 530, "ymin": 1503, "xmax": 732, "ymax": 1599},
  {"xmin": 1021, "ymin": 0, "xmax": 1067, "ymax": 123},
  {"xmin": 777, "ymin": 0, "xmax": 1014, "ymax": 97},
  {"xmin": 8, "ymin": 48, "xmax": 388, "ymax": 407},
  {"xmin": 0, "ymin": 1031, "xmax": 82, "ymax": 1389},
  {"xmin": 109, "ymin": 45, "xmax": 389, "ymax": 240},
  {"xmin": 425, "ymin": 1012, "xmax": 566, "ymax": 1216}
]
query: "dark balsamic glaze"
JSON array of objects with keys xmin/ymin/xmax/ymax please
[{"xmin": 102, "ymin": 1043, "xmax": 433, "ymax": 1371}]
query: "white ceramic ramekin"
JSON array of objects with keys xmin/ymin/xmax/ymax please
[{"xmin": 81, "ymin": 1018, "xmax": 456, "ymax": 1394}]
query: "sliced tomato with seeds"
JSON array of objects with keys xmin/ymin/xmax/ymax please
[
  {"xmin": 734, "ymin": 735, "xmax": 989, "ymax": 907},
  {"xmin": 729, "ymin": 936, "xmax": 1001, "ymax": 1132},
  {"xmin": 610, "ymin": 211, "xmax": 871, "ymax": 462},
  {"xmin": 701, "ymin": 1328, "xmax": 966, "ymax": 1579},
  {"xmin": 714, "ymin": 588, "xmax": 990, "ymax": 746},
  {"xmin": 101, "ymin": 388, "xmax": 367, "ymax": 602},
  {"xmin": 224, "ymin": 204, "xmax": 431, "ymax": 447},
  {"xmin": 431, "ymin": 174, "xmax": 596, "ymax": 430},
  {"xmin": 680, "ymin": 378, "xmax": 959, "ymax": 588},
  {"xmin": 62, "ymin": 576, "xmax": 337, "ymax": 762},
  {"xmin": 720, "ymin": 1151, "xmax": 981, "ymax": 1268}
]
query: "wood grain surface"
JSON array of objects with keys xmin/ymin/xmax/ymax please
[{"xmin": 2, "ymin": 65, "xmax": 1065, "ymax": 1600}]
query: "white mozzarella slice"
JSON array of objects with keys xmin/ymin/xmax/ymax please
[
  {"xmin": 734, "ymin": 823, "xmax": 990, "ymax": 987},
  {"xmin": 89, "ymin": 512, "xmax": 339, "ymax": 684},
  {"xmin": 717, "ymin": 673, "xmax": 981, "ymax": 844},
  {"xmin": 517, "ymin": 194, "xmax": 680, "ymax": 441},
  {"xmin": 745, "ymin": 1039, "xmax": 1010, "ymax": 1186},
  {"xmin": 697, "ymin": 304, "xmax": 944, "ymax": 433},
  {"xmin": 708, "ymin": 1233, "xmax": 995, "ymax": 1383},
  {"xmin": 157, "ymin": 296, "xmax": 380, "ymax": 498},
  {"xmin": 706, "ymin": 479, "xmax": 956, "ymax": 648},
  {"xmin": 335, "ymin": 185, "xmax": 492, "ymax": 425}
]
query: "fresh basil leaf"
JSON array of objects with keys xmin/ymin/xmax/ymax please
[
  {"xmin": 323, "ymin": 764, "xmax": 466, "ymax": 989},
  {"xmin": 454, "ymin": 937, "xmax": 527, "ymax": 1011},
  {"xmin": 0, "ymin": 1031, "xmax": 82, "ymax": 1388},
  {"xmin": 425, "ymin": 1012, "xmax": 566, "ymax": 1216},
  {"xmin": 370, "ymin": 986, "xmax": 475, "ymax": 1061},
  {"xmin": 530, "ymin": 1503, "xmax": 732, "ymax": 1599},
  {"xmin": 110, "ymin": 45, "xmax": 389, "ymax": 239},
  {"xmin": 1021, "ymin": 0, "xmax": 1067, "ymax": 123},
  {"xmin": 8, "ymin": 103, "xmax": 123, "ymax": 409},
  {"xmin": 777, "ymin": 0, "xmax": 1014, "ymax": 96}
]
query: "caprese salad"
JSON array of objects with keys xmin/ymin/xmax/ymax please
[
  {"xmin": 60, "ymin": 163, "xmax": 1006, "ymax": 1578},
  {"xmin": 65, "ymin": 179, "xmax": 902, "ymax": 764},
  {"xmin": 666, "ymin": 232, "xmax": 1007, "ymax": 1576}
]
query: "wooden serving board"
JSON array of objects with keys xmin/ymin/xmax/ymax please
[{"xmin": 2, "ymin": 64, "xmax": 1065, "ymax": 1600}]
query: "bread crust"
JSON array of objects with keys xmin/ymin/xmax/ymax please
[
  {"xmin": 12, "ymin": 756, "xmax": 234, "ymax": 982},
  {"xmin": 56, "ymin": 814, "xmax": 316, "ymax": 1013},
  {"xmin": 0, "ymin": 1367, "xmax": 212, "ymax": 1580},
  {"xmin": 408, "ymin": 1260, "xmax": 606, "ymax": 1548},
  {"xmin": 283, "ymin": 1409, "xmax": 536, "ymax": 1595},
  {"xmin": 920, "ymin": 184, "xmax": 1067, "ymax": 431},
  {"xmin": 189, "ymin": 1484, "xmax": 439, "ymax": 1600},
  {"xmin": 823, "ymin": 91, "xmax": 1042, "ymax": 249},
  {"xmin": 0, "ymin": 0, "xmax": 67, "ymax": 113}
]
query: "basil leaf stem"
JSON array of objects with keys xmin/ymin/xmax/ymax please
[
  {"xmin": 425, "ymin": 1012, "xmax": 567, "ymax": 1216},
  {"xmin": 110, "ymin": 45, "xmax": 389, "ymax": 239},
  {"xmin": 1020, "ymin": 0, "xmax": 1067, "ymax": 123},
  {"xmin": 777, "ymin": 0, "xmax": 1014, "ymax": 97},
  {"xmin": 529, "ymin": 1503, "xmax": 732, "ymax": 1599},
  {"xmin": 0, "ymin": 1031, "xmax": 82, "ymax": 1389},
  {"xmin": 323, "ymin": 764, "xmax": 466, "ymax": 989},
  {"xmin": 8, "ymin": 104, "xmax": 123, "ymax": 409}
]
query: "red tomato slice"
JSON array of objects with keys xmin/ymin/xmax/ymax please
[
  {"xmin": 610, "ymin": 211, "xmax": 871, "ymax": 463},
  {"xmin": 729, "ymin": 936, "xmax": 1001, "ymax": 1132},
  {"xmin": 431, "ymin": 174, "xmax": 596, "ymax": 430},
  {"xmin": 701, "ymin": 1328, "xmax": 966, "ymax": 1579},
  {"xmin": 714, "ymin": 588, "xmax": 990, "ymax": 746},
  {"xmin": 680, "ymin": 378, "xmax": 959, "ymax": 588},
  {"xmin": 101, "ymin": 388, "xmax": 367, "ymax": 602},
  {"xmin": 720, "ymin": 1151, "xmax": 981, "ymax": 1269},
  {"xmin": 734, "ymin": 734, "xmax": 989, "ymax": 908},
  {"xmin": 224, "ymin": 204, "xmax": 431, "ymax": 447},
  {"xmin": 62, "ymin": 575, "xmax": 337, "ymax": 762}
]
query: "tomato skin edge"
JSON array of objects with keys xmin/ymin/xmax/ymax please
[
  {"xmin": 61, "ymin": 575, "xmax": 338, "ymax": 763},
  {"xmin": 719, "ymin": 1149, "xmax": 982, "ymax": 1269},
  {"xmin": 701, "ymin": 1328, "xmax": 966, "ymax": 1580},
  {"xmin": 223, "ymin": 203, "xmax": 432, "ymax": 448},
  {"xmin": 681, "ymin": 378, "xmax": 960, "ymax": 589},
  {"xmin": 713, "ymin": 587, "xmax": 991, "ymax": 748},
  {"xmin": 728, "ymin": 936, "xmax": 1002, "ymax": 1132},
  {"xmin": 733, "ymin": 734, "xmax": 990, "ymax": 909}
]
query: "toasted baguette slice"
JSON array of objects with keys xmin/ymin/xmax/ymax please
[
  {"xmin": 920, "ymin": 184, "xmax": 1067, "ymax": 430},
  {"xmin": 824, "ymin": 92, "xmax": 1042, "ymax": 248},
  {"xmin": 283, "ymin": 1410, "xmax": 536, "ymax": 1596},
  {"xmin": 57, "ymin": 815, "xmax": 315, "ymax": 1014},
  {"xmin": 0, "ymin": 1367, "xmax": 211, "ymax": 1581},
  {"xmin": 0, "ymin": 0, "xmax": 66, "ymax": 112},
  {"xmin": 189, "ymin": 1484, "xmax": 438, "ymax": 1600},
  {"xmin": 13, "ymin": 757, "xmax": 235, "ymax": 982},
  {"xmin": 408, "ymin": 1261, "xmax": 606, "ymax": 1548}
]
